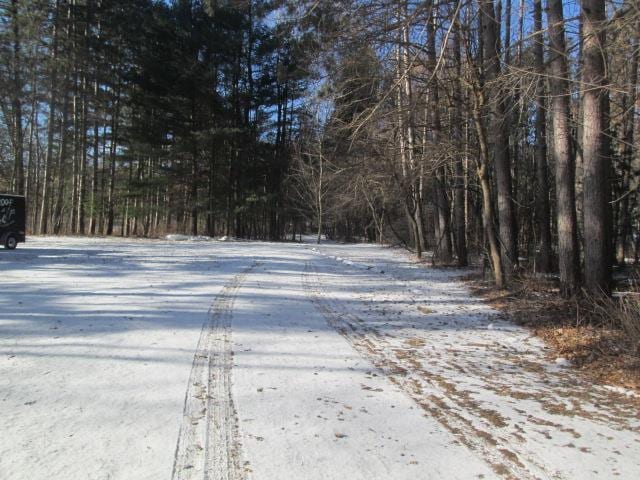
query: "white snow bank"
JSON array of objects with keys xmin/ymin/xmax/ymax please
[{"xmin": 165, "ymin": 234, "xmax": 213, "ymax": 241}]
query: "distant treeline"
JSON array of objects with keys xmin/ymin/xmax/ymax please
[
  {"xmin": 0, "ymin": 0, "xmax": 311, "ymax": 240},
  {"xmin": 2, "ymin": 0, "xmax": 640, "ymax": 294}
]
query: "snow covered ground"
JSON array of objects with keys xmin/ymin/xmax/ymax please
[{"xmin": 1, "ymin": 237, "xmax": 639, "ymax": 479}]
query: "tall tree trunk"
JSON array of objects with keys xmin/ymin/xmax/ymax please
[
  {"xmin": 428, "ymin": 5, "xmax": 452, "ymax": 263},
  {"xmin": 581, "ymin": 0, "xmax": 611, "ymax": 293},
  {"xmin": 504, "ymin": 0, "xmax": 512, "ymax": 65},
  {"xmin": 77, "ymin": 8, "xmax": 90, "ymax": 235},
  {"xmin": 533, "ymin": 0, "xmax": 551, "ymax": 272},
  {"xmin": 473, "ymin": 95, "xmax": 505, "ymax": 288},
  {"xmin": 546, "ymin": 0, "xmax": 580, "ymax": 295},
  {"xmin": 25, "ymin": 67, "xmax": 38, "ymax": 218},
  {"xmin": 402, "ymin": 17, "xmax": 425, "ymax": 257},
  {"xmin": 78, "ymin": 76, "xmax": 88, "ymax": 235},
  {"xmin": 462, "ymin": 4, "xmax": 505, "ymax": 286},
  {"xmin": 53, "ymin": 80, "xmax": 71, "ymax": 235},
  {"xmin": 89, "ymin": 80, "xmax": 100, "ymax": 235},
  {"xmin": 70, "ymin": 74, "xmax": 80, "ymax": 233},
  {"xmin": 207, "ymin": 143, "xmax": 216, "ymax": 237},
  {"xmin": 106, "ymin": 149, "xmax": 115, "ymax": 235},
  {"xmin": 452, "ymin": 19, "xmax": 468, "ymax": 266},
  {"xmin": 191, "ymin": 156, "xmax": 198, "ymax": 236},
  {"xmin": 89, "ymin": 2, "xmax": 100, "ymax": 235},
  {"xmin": 616, "ymin": 24, "xmax": 638, "ymax": 264},
  {"xmin": 395, "ymin": 8, "xmax": 425, "ymax": 258},
  {"xmin": 39, "ymin": 1, "xmax": 60, "ymax": 234},
  {"xmin": 106, "ymin": 86, "xmax": 121, "ymax": 236},
  {"xmin": 9, "ymin": 0, "xmax": 25, "ymax": 195},
  {"xmin": 480, "ymin": 0, "xmax": 517, "ymax": 277}
]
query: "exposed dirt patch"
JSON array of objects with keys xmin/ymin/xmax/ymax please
[
  {"xmin": 417, "ymin": 305, "xmax": 436, "ymax": 315},
  {"xmin": 404, "ymin": 337, "xmax": 427, "ymax": 348},
  {"xmin": 466, "ymin": 273, "xmax": 640, "ymax": 393}
]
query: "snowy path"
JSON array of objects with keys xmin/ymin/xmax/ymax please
[{"xmin": 1, "ymin": 238, "xmax": 639, "ymax": 479}]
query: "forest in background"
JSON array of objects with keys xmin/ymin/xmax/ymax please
[
  {"xmin": 1, "ymin": 0, "xmax": 639, "ymax": 298},
  {"xmin": 0, "ymin": 0, "xmax": 311, "ymax": 242}
]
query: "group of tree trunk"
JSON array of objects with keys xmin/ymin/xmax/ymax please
[
  {"xmin": 289, "ymin": 0, "xmax": 639, "ymax": 295},
  {"xmin": 2, "ymin": 0, "xmax": 639, "ymax": 296},
  {"xmin": 1, "ymin": 0, "xmax": 309, "ymax": 241}
]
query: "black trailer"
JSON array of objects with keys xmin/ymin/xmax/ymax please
[{"xmin": 0, "ymin": 194, "xmax": 26, "ymax": 250}]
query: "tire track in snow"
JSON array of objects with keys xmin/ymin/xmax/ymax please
[
  {"xmin": 172, "ymin": 263, "xmax": 257, "ymax": 480},
  {"xmin": 302, "ymin": 260, "xmax": 552, "ymax": 480}
]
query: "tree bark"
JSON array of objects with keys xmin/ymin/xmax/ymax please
[
  {"xmin": 39, "ymin": 1, "xmax": 61, "ymax": 234},
  {"xmin": 452, "ymin": 20, "xmax": 468, "ymax": 266},
  {"xmin": 428, "ymin": 6, "xmax": 452, "ymax": 263},
  {"xmin": 474, "ymin": 105, "xmax": 505, "ymax": 288},
  {"xmin": 616, "ymin": 25, "xmax": 638, "ymax": 264},
  {"xmin": 470, "ymin": 80, "xmax": 505, "ymax": 287},
  {"xmin": 53, "ymin": 77, "xmax": 71, "ymax": 235},
  {"xmin": 106, "ymin": 85, "xmax": 121, "ymax": 235},
  {"xmin": 480, "ymin": 0, "xmax": 517, "ymax": 277},
  {"xmin": 396, "ymin": 17, "xmax": 423, "ymax": 258},
  {"xmin": 533, "ymin": 0, "xmax": 551, "ymax": 272},
  {"xmin": 9, "ymin": 0, "xmax": 25, "ymax": 195},
  {"xmin": 581, "ymin": 0, "xmax": 611, "ymax": 293},
  {"xmin": 546, "ymin": 0, "xmax": 580, "ymax": 294}
]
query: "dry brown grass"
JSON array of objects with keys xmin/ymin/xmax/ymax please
[
  {"xmin": 583, "ymin": 275, "xmax": 640, "ymax": 355},
  {"xmin": 619, "ymin": 292, "xmax": 640, "ymax": 350},
  {"xmin": 466, "ymin": 272, "xmax": 640, "ymax": 391}
]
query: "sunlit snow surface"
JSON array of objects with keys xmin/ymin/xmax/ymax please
[{"xmin": 1, "ymin": 237, "xmax": 638, "ymax": 479}]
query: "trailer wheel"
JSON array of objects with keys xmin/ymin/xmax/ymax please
[{"xmin": 4, "ymin": 234, "xmax": 17, "ymax": 250}]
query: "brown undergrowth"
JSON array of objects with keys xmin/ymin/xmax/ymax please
[{"xmin": 466, "ymin": 272, "xmax": 640, "ymax": 392}]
